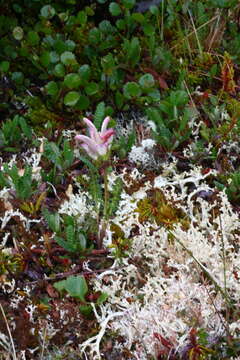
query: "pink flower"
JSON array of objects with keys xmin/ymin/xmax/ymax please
[{"xmin": 75, "ymin": 116, "xmax": 115, "ymax": 160}]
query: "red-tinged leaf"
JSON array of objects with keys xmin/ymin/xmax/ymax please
[
  {"xmin": 158, "ymin": 76, "xmax": 169, "ymax": 90},
  {"xmin": 153, "ymin": 332, "xmax": 173, "ymax": 349},
  {"xmin": 189, "ymin": 328, "xmax": 197, "ymax": 346},
  {"xmin": 142, "ymin": 67, "xmax": 169, "ymax": 89},
  {"xmin": 46, "ymin": 283, "xmax": 59, "ymax": 298}
]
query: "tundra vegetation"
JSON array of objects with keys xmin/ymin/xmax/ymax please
[{"xmin": 0, "ymin": 0, "xmax": 240, "ymax": 359}]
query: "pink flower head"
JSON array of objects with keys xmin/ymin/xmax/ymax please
[{"xmin": 75, "ymin": 116, "xmax": 115, "ymax": 160}]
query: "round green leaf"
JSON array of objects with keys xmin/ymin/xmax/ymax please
[
  {"xmin": 60, "ymin": 51, "xmax": 76, "ymax": 65},
  {"xmin": 122, "ymin": 0, "xmax": 135, "ymax": 9},
  {"xmin": 49, "ymin": 51, "xmax": 59, "ymax": 63},
  {"xmin": 84, "ymin": 82, "xmax": 99, "ymax": 95},
  {"xmin": 116, "ymin": 19, "xmax": 126, "ymax": 30},
  {"xmin": 19, "ymin": 46, "xmax": 29, "ymax": 57},
  {"xmin": 40, "ymin": 5, "xmax": 56, "ymax": 19},
  {"xmin": 75, "ymin": 95, "xmax": 90, "ymax": 110},
  {"xmin": 45, "ymin": 81, "xmax": 58, "ymax": 96},
  {"xmin": 11, "ymin": 71, "xmax": 24, "ymax": 84},
  {"xmin": 131, "ymin": 13, "xmax": 145, "ymax": 24},
  {"xmin": 143, "ymin": 24, "xmax": 155, "ymax": 36},
  {"xmin": 40, "ymin": 51, "xmax": 51, "ymax": 67},
  {"xmin": 58, "ymin": 12, "xmax": 69, "ymax": 22},
  {"xmin": 150, "ymin": 5, "xmax": 159, "ymax": 15},
  {"xmin": 0, "ymin": 61, "xmax": 10, "ymax": 72},
  {"xmin": 65, "ymin": 40, "xmax": 76, "ymax": 52},
  {"xmin": 123, "ymin": 82, "xmax": 142, "ymax": 99},
  {"xmin": 99, "ymin": 20, "xmax": 115, "ymax": 34},
  {"xmin": 4, "ymin": 46, "xmax": 17, "ymax": 59},
  {"xmin": 54, "ymin": 63, "xmax": 65, "ymax": 77},
  {"xmin": 139, "ymin": 73, "xmax": 155, "ymax": 89},
  {"xmin": 109, "ymin": 2, "xmax": 122, "ymax": 16},
  {"xmin": 27, "ymin": 31, "xmax": 40, "ymax": 46},
  {"xmin": 12, "ymin": 26, "xmax": 24, "ymax": 41},
  {"xmin": 78, "ymin": 64, "xmax": 91, "ymax": 82},
  {"xmin": 64, "ymin": 91, "xmax": 80, "ymax": 106},
  {"xmin": 64, "ymin": 73, "xmax": 81, "ymax": 89},
  {"xmin": 88, "ymin": 28, "xmax": 101, "ymax": 44}
]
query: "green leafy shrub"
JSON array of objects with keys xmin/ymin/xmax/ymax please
[{"xmin": 146, "ymin": 90, "xmax": 194, "ymax": 151}]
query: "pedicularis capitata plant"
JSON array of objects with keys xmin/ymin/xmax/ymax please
[
  {"xmin": 75, "ymin": 116, "xmax": 115, "ymax": 161},
  {"xmin": 75, "ymin": 116, "xmax": 115, "ymax": 247}
]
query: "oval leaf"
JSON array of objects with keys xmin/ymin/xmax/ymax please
[{"xmin": 64, "ymin": 91, "xmax": 80, "ymax": 106}]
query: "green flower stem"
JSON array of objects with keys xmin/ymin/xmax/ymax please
[{"xmin": 103, "ymin": 166, "xmax": 109, "ymax": 220}]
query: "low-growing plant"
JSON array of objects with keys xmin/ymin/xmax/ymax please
[
  {"xmin": 42, "ymin": 210, "xmax": 92, "ymax": 254},
  {"xmin": 146, "ymin": 90, "xmax": 194, "ymax": 151},
  {"xmin": 3, "ymin": 164, "xmax": 37, "ymax": 200},
  {"xmin": 41, "ymin": 138, "xmax": 74, "ymax": 184},
  {"xmin": 0, "ymin": 115, "xmax": 32, "ymax": 151},
  {"xmin": 215, "ymin": 171, "xmax": 240, "ymax": 204},
  {"xmin": 53, "ymin": 274, "xmax": 108, "ymax": 315}
]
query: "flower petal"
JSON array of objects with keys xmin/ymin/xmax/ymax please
[
  {"xmin": 75, "ymin": 135, "xmax": 99, "ymax": 157},
  {"xmin": 80, "ymin": 143, "xmax": 98, "ymax": 160},
  {"xmin": 100, "ymin": 128, "xmax": 115, "ymax": 142},
  {"xmin": 100, "ymin": 116, "xmax": 111, "ymax": 133},
  {"xmin": 83, "ymin": 117, "xmax": 101, "ymax": 143}
]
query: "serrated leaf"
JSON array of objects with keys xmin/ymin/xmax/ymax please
[
  {"xmin": 66, "ymin": 225, "xmax": 75, "ymax": 244},
  {"xmin": 19, "ymin": 117, "xmax": 32, "ymax": 139},
  {"xmin": 78, "ymin": 155, "xmax": 98, "ymax": 172},
  {"xmin": 55, "ymin": 236, "xmax": 75, "ymax": 252}
]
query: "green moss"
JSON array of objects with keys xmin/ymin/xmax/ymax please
[{"xmin": 135, "ymin": 188, "xmax": 189, "ymax": 229}]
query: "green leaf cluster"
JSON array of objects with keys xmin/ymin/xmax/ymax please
[
  {"xmin": 0, "ymin": 115, "xmax": 32, "ymax": 151},
  {"xmin": 146, "ymin": 90, "xmax": 194, "ymax": 151},
  {"xmin": 54, "ymin": 274, "xmax": 108, "ymax": 315},
  {"xmin": 3, "ymin": 164, "xmax": 36, "ymax": 200},
  {"xmin": 42, "ymin": 210, "xmax": 91, "ymax": 254}
]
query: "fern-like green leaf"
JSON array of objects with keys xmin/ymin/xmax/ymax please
[
  {"xmin": 66, "ymin": 225, "xmax": 75, "ymax": 245},
  {"xmin": 94, "ymin": 101, "xmax": 105, "ymax": 130},
  {"xmin": 108, "ymin": 178, "xmax": 123, "ymax": 217}
]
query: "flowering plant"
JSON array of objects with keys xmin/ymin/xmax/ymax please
[{"xmin": 75, "ymin": 117, "xmax": 115, "ymax": 160}]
